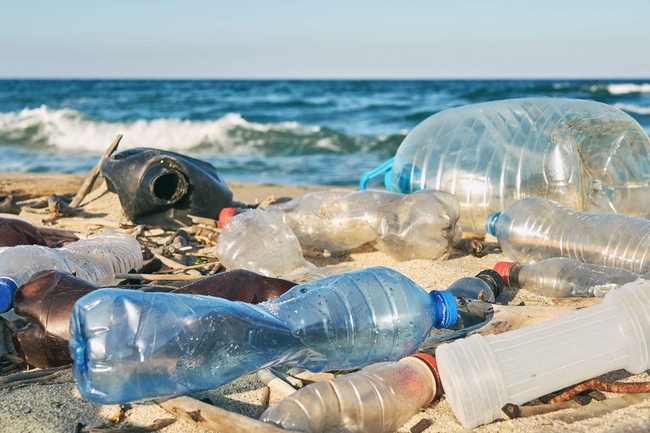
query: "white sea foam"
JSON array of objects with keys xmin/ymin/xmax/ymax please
[
  {"xmin": 0, "ymin": 105, "xmax": 318, "ymax": 154},
  {"xmin": 587, "ymin": 83, "xmax": 650, "ymax": 95},
  {"xmin": 614, "ymin": 103, "xmax": 650, "ymax": 115}
]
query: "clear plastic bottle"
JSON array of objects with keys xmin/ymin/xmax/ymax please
[
  {"xmin": 259, "ymin": 353, "xmax": 442, "ymax": 433},
  {"xmin": 381, "ymin": 98, "xmax": 650, "ymax": 234},
  {"xmin": 494, "ymin": 257, "xmax": 646, "ymax": 298},
  {"xmin": 487, "ymin": 197, "xmax": 650, "ymax": 274},
  {"xmin": 435, "ymin": 278, "xmax": 650, "ymax": 429},
  {"xmin": 69, "ymin": 267, "xmax": 459, "ymax": 404},
  {"xmin": 220, "ymin": 189, "xmax": 462, "ymax": 261},
  {"xmin": 0, "ymin": 231, "xmax": 142, "ymax": 313}
]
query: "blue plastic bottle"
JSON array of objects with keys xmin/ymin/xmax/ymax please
[{"xmin": 69, "ymin": 267, "xmax": 458, "ymax": 404}]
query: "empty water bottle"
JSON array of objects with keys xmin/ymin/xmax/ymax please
[
  {"xmin": 487, "ymin": 197, "xmax": 650, "ymax": 274},
  {"xmin": 436, "ymin": 277, "xmax": 650, "ymax": 429},
  {"xmin": 12, "ymin": 269, "xmax": 296, "ymax": 369},
  {"xmin": 219, "ymin": 189, "xmax": 462, "ymax": 261},
  {"xmin": 494, "ymin": 258, "xmax": 647, "ymax": 298},
  {"xmin": 366, "ymin": 98, "xmax": 650, "ymax": 234},
  {"xmin": 69, "ymin": 267, "xmax": 459, "ymax": 404},
  {"xmin": 445, "ymin": 269, "xmax": 503, "ymax": 303},
  {"xmin": 260, "ymin": 353, "xmax": 442, "ymax": 433},
  {"xmin": 0, "ymin": 230, "xmax": 142, "ymax": 313}
]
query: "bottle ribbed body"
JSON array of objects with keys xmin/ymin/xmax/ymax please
[
  {"xmin": 69, "ymin": 267, "xmax": 438, "ymax": 404},
  {"xmin": 494, "ymin": 197, "xmax": 650, "ymax": 274},
  {"xmin": 391, "ymin": 98, "xmax": 650, "ymax": 234},
  {"xmin": 436, "ymin": 278, "xmax": 650, "ymax": 429},
  {"xmin": 260, "ymin": 358, "xmax": 435, "ymax": 433},
  {"xmin": 269, "ymin": 189, "xmax": 461, "ymax": 261},
  {"xmin": 509, "ymin": 257, "xmax": 640, "ymax": 297}
]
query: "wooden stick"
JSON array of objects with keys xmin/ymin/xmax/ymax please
[
  {"xmin": 153, "ymin": 253, "xmax": 186, "ymax": 270},
  {"xmin": 37, "ymin": 227, "xmax": 80, "ymax": 240},
  {"xmin": 114, "ymin": 273, "xmax": 201, "ymax": 281},
  {"xmin": 154, "ymin": 261, "xmax": 219, "ymax": 274},
  {"xmin": 69, "ymin": 134, "xmax": 122, "ymax": 208},
  {"xmin": 156, "ymin": 395, "xmax": 289, "ymax": 433},
  {"xmin": 502, "ymin": 399, "xmax": 585, "ymax": 419},
  {"xmin": 549, "ymin": 379, "xmax": 650, "ymax": 403},
  {"xmin": 548, "ymin": 393, "xmax": 650, "ymax": 424},
  {"xmin": 0, "ymin": 365, "xmax": 70, "ymax": 384},
  {"xmin": 79, "ymin": 418, "xmax": 175, "ymax": 433}
]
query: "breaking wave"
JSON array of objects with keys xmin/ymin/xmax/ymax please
[
  {"xmin": 614, "ymin": 103, "xmax": 650, "ymax": 115},
  {"xmin": 0, "ymin": 105, "xmax": 404, "ymax": 157},
  {"xmin": 586, "ymin": 83, "xmax": 650, "ymax": 95}
]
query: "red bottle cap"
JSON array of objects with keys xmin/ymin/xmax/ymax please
[
  {"xmin": 493, "ymin": 262, "xmax": 514, "ymax": 287},
  {"xmin": 411, "ymin": 352, "xmax": 444, "ymax": 400},
  {"xmin": 218, "ymin": 207, "xmax": 237, "ymax": 228}
]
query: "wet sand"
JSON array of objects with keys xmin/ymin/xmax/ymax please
[{"xmin": 0, "ymin": 173, "xmax": 649, "ymax": 433}]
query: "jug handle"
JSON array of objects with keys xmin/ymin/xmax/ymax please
[{"xmin": 359, "ymin": 157, "xmax": 394, "ymax": 191}]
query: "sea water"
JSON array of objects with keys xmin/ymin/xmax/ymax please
[{"xmin": 0, "ymin": 79, "xmax": 649, "ymax": 187}]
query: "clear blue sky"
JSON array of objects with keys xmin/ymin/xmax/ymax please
[{"xmin": 1, "ymin": 0, "xmax": 648, "ymax": 79}]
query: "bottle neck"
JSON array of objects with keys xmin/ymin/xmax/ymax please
[{"xmin": 429, "ymin": 290, "xmax": 458, "ymax": 329}]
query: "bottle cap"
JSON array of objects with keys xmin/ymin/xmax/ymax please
[
  {"xmin": 486, "ymin": 212, "xmax": 501, "ymax": 237},
  {"xmin": 410, "ymin": 352, "xmax": 444, "ymax": 400},
  {"xmin": 218, "ymin": 207, "xmax": 237, "ymax": 228},
  {"xmin": 0, "ymin": 277, "xmax": 18, "ymax": 313},
  {"xmin": 429, "ymin": 290, "xmax": 458, "ymax": 329},
  {"xmin": 493, "ymin": 262, "xmax": 514, "ymax": 287},
  {"xmin": 475, "ymin": 269, "xmax": 505, "ymax": 299}
]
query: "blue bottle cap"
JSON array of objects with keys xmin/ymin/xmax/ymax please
[
  {"xmin": 486, "ymin": 212, "xmax": 501, "ymax": 237},
  {"xmin": 0, "ymin": 277, "xmax": 18, "ymax": 313},
  {"xmin": 429, "ymin": 290, "xmax": 458, "ymax": 329}
]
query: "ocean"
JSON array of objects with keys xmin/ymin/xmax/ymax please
[{"xmin": 1, "ymin": 79, "xmax": 649, "ymax": 187}]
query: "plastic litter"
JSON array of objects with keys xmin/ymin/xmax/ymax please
[
  {"xmin": 435, "ymin": 277, "xmax": 650, "ymax": 429},
  {"xmin": 0, "ymin": 230, "xmax": 142, "ymax": 313},
  {"xmin": 0, "ymin": 217, "xmax": 46, "ymax": 247},
  {"xmin": 69, "ymin": 267, "xmax": 459, "ymax": 404},
  {"xmin": 487, "ymin": 197, "xmax": 650, "ymax": 274},
  {"xmin": 12, "ymin": 269, "xmax": 296, "ymax": 369},
  {"xmin": 216, "ymin": 208, "xmax": 356, "ymax": 282},
  {"xmin": 494, "ymin": 257, "xmax": 648, "ymax": 298},
  {"xmin": 260, "ymin": 353, "xmax": 441, "ymax": 433},
  {"xmin": 445, "ymin": 269, "xmax": 503, "ymax": 303},
  {"xmin": 100, "ymin": 148, "xmax": 233, "ymax": 228},
  {"xmin": 219, "ymin": 189, "xmax": 461, "ymax": 261},
  {"xmin": 363, "ymin": 98, "xmax": 650, "ymax": 234}
]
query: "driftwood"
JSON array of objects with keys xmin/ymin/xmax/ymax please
[
  {"xmin": 69, "ymin": 134, "xmax": 122, "ymax": 208},
  {"xmin": 156, "ymin": 396, "xmax": 289, "ymax": 433},
  {"xmin": 0, "ymin": 195, "xmax": 21, "ymax": 214}
]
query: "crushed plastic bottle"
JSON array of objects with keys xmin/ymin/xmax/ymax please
[
  {"xmin": 487, "ymin": 197, "xmax": 650, "ymax": 274},
  {"xmin": 216, "ymin": 208, "xmax": 356, "ymax": 282},
  {"xmin": 0, "ymin": 217, "xmax": 46, "ymax": 247},
  {"xmin": 436, "ymin": 278, "xmax": 650, "ymax": 429},
  {"xmin": 69, "ymin": 267, "xmax": 459, "ymax": 404},
  {"xmin": 260, "ymin": 353, "xmax": 442, "ymax": 433},
  {"xmin": 219, "ymin": 189, "xmax": 462, "ymax": 261},
  {"xmin": 367, "ymin": 98, "xmax": 650, "ymax": 234},
  {"xmin": 12, "ymin": 269, "xmax": 296, "ymax": 369},
  {"xmin": 0, "ymin": 230, "xmax": 142, "ymax": 313},
  {"xmin": 494, "ymin": 257, "xmax": 648, "ymax": 298}
]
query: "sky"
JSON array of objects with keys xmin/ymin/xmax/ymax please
[{"xmin": 1, "ymin": 0, "xmax": 649, "ymax": 79}]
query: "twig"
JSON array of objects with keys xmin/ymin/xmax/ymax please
[
  {"xmin": 0, "ymin": 365, "xmax": 70, "ymax": 384},
  {"xmin": 153, "ymin": 254, "xmax": 186, "ymax": 270},
  {"xmin": 549, "ymin": 379, "xmax": 650, "ymax": 403},
  {"xmin": 37, "ymin": 227, "xmax": 80, "ymax": 240},
  {"xmin": 56, "ymin": 217, "xmax": 129, "ymax": 229},
  {"xmin": 154, "ymin": 261, "xmax": 219, "ymax": 274},
  {"xmin": 502, "ymin": 397, "xmax": 588, "ymax": 419},
  {"xmin": 78, "ymin": 418, "xmax": 175, "ymax": 433},
  {"xmin": 156, "ymin": 395, "xmax": 290, "ymax": 433},
  {"xmin": 548, "ymin": 393, "xmax": 650, "ymax": 424},
  {"xmin": 70, "ymin": 134, "xmax": 122, "ymax": 208},
  {"xmin": 114, "ymin": 273, "xmax": 201, "ymax": 281}
]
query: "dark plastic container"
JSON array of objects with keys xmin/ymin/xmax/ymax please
[
  {"xmin": 0, "ymin": 217, "xmax": 46, "ymax": 247},
  {"xmin": 100, "ymin": 148, "xmax": 233, "ymax": 228}
]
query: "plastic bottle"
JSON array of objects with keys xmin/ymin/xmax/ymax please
[
  {"xmin": 494, "ymin": 257, "xmax": 647, "ymax": 298},
  {"xmin": 487, "ymin": 197, "xmax": 650, "ymax": 274},
  {"xmin": 435, "ymin": 278, "xmax": 650, "ymax": 429},
  {"xmin": 0, "ymin": 230, "xmax": 142, "ymax": 313},
  {"xmin": 216, "ymin": 208, "xmax": 356, "ymax": 282},
  {"xmin": 12, "ymin": 269, "xmax": 296, "ymax": 369},
  {"xmin": 69, "ymin": 266, "xmax": 460, "ymax": 404},
  {"xmin": 363, "ymin": 98, "xmax": 650, "ymax": 234},
  {"xmin": 219, "ymin": 189, "xmax": 462, "ymax": 261},
  {"xmin": 259, "ymin": 353, "xmax": 442, "ymax": 433},
  {"xmin": 445, "ymin": 269, "xmax": 503, "ymax": 303},
  {"xmin": 0, "ymin": 217, "xmax": 46, "ymax": 247}
]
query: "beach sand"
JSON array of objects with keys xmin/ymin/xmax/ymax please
[{"xmin": 1, "ymin": 173, "xmax": 650, "ymax": 433}]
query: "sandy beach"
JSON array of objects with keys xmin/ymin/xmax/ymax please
[{"xmin": 1, "ymin": 173, "xmax": 650, "ymax": 433}]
